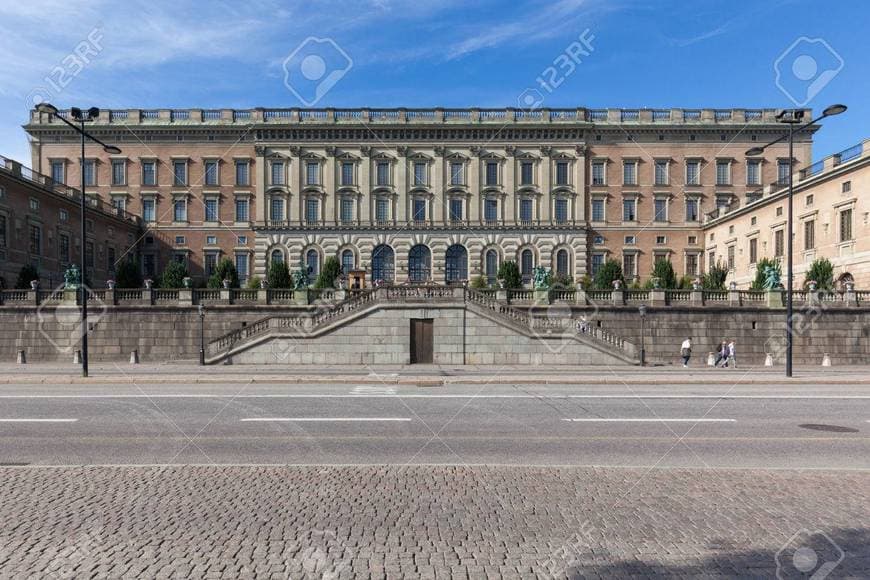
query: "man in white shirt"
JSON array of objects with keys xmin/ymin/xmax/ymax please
[{"xmin": 680, "ymin": 337, "xmax": 692, "ymax": 368}]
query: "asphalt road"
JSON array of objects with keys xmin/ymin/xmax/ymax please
[{"xmin": 0, "ymin": 381, "xmax": 867, "ymax": 468}]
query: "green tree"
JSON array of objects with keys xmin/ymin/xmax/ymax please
[
  {"xmin": 314, "ymin": 256, "xmax": 341, "ymax": 289},
  {"xmin": 551, "ymin": 272, "xmax": 575, "ymax": 290},
  {"xmin": 15, "ymin": 264, "xmax": 39, "ymax": 289},
  {"xmin": 702, "ymin": 261, "xmax": 729, "ymax": 290},
  {"xmin": 246, "ymin": 276, "xmax": 262, "ymax": 290},
  {"xmin": 159, "ymin": 260, "xmax": 188, "ymax": 288},
  {"xmin": 593, "ymin": 259, "xmax": 624, "ymax": 290},
  {"xmin": 266, "ymin": 260, "xmax": 292, "ymax": 289},
  {"xmin": 469, "ymin": 275, "xmax": 489, "ymax": 289},
  {"xmin": 650, "ymin": 258, "xmax": 677, "ymax": 289},
  {"xmin": 114, "ymin": 257, "xmax": 143, "ymax": 288},
  {"xmin": 208, "ymin": 258, "xmax": 239, "ymax": 288},
  {"xmin": 750, "ymin": 258, "xmax": 780, "ymax": 290},
  {"xmin": 804, "ymin": 257, "xmax": 834, "ymax": 290},
  {"xmin": 497, "ymin": 260, "xmax": 522, "ymax": 289}
]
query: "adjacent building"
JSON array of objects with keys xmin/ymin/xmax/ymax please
[{"xmin": 24, "ymin": 107, "xmax": 810, "ymax": 286}]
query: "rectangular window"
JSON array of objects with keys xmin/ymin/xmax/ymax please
[
  {"xmin": 774, "ymin": 229, "xmax": 784, "ymax": 257},
  {"xmin": 235, "ymin": 253, "xmax": 249, "ymax": 284},
  {"xmin": 519, "ymin": 199, "xmax": 533, "ymax": 222},
  {"xmin": 520, "ymin": 161, "xmax": 534, "ymax": 185},
  {"xmin": 777, "ymin": 160, "xmax": 790, "ymax": 185},
  {"xmin": 727, "ymin": 245, "xmax": 735, "ymax": 270},
  {"xmin": 375, "ymin": 198, "xmax": 389, "ymax": 223},
  {"xmin": 555, "ymin": 161, "xmax": 569, "ymax": 186},
  {"xmin": 341, "ymin": 162, "xmax": 354, "ymax": 186},
  {"xmin": 708, "ymin": 251, "xmax": 716, "ymax": 272},
  {"xmin": 485, "ymin": 161, "xmax": 498, "ymax": 186},
  {"xmin": 622, "ymin": 253, "xmax": 636, "ymax": 278},
  {"xmin": 449, "ymin": 199, "xmax": 463, "ymax": 221},
  {"xmin": 235, "ymin": 198, "xmax": 249, "ymax": 222},
  {"xmin": 840, "ymin": 208, "xmax": 853, "ymax": 242},
  {"xmin": 111, "ymin": 197, "xmax": 126, "ymax": 214},
  {"xmin": 175, "ymin": 236, "xmax": 185, "ymax": 245},
  {"xmin": 108, "ymin": 247, "xmax": 116, "ymax": 274},
  {"xmin": 173, "ymin": 199, "xmax": 187, "ymax": 222},
  {"xmin": 204, "ymin": 253, "xmax": 217, "ymax": 277},
  {"xmin": 842, "ymin": 181, "xmax": 851, "ymax": 193},
  {"xmin": 413, "ymin": 162, "xmax": 427, "ymax": 186},
  {"xmin": 270, "ymin": 198, "xmax": 284, "ymax": 221},
  {"xmin": 686, "ymin": 254, "xmax": 698, "ymax": 276},
  {"xmin": 591, "ymin": 161, "xmax": 605, "ymax": 186},
  {"xmin": 716, "ymin": 161, "xmax": 730, "ymax": 185},
  {"xmin": 622, "ymin": 161, "xmax": 637, "ymax": 185},
  {"xmin": 688, "ymin": 235, "xmax": 697, "ymax": 245},
  {"xmin": 59, "ymin": 233, "xmax": 70, "ymax": 264},
  {"xmin": 554, "ymin": 199, "xmax": 568, "ymax": 223},
  {"xmin": 804, "ymin": 219, "xmax": 815, "ymax": 250},
  {"xmin": 235, "ymin": 161, "xmax": 250, "ymax": 186},
  {"xmin": 654, "ymin": 198, "xmax": 668, "ymax": 222},
  {"xmin": 206, "ymin": 235, "xmax": 217, "ymax": 245},
  {"xmin": 624, "ymin": 235, "xmax": 636, "ymax": 245},
  {"xmin": 83, "ymin": 160, "xmax": 96, "ymax": 186},
  {"xmin": 622, "ymin": 198, "xmax": 636, "ymax": 221},
  {"xmin": 29, "ymin": 198, "xmax": 40, "ymax": 211},
  {"xmin": 142, "ymin": 161, "xmax": 156, "ymax": 186},
  {"xmin": 172, "ymin": 161, "xmax": 187, "ymax": 186},
  {"xmin": 306, "ymin": 162, "xmax": 320, "ymax": 185},
  {"xmin": 593, "ymin": 235, "xmax": 604, "ymax": 245},
  {"xmin": 340, "ymin": 198, "xmax": 354, "ymax": 223},
  {"xmin": 450, "ymin": 162, "xmax": 464, "ymax": 185},
  {"xmin": 591, "ymin": 199, "xmax": 605, "ymax": 222},
  {"xmin": 270, "ymin": 162, "xmax": 284, "ymax": 186},
  {"xmin": 85, "ymin": 241, "xmax": 94, "ymax": 269},
  {"xmin": 141, "ymin": 199, "xmax": 155, "ymax": 223},
  {"xmin": 484, "ymin": 199, "xmax": 498, "ymax": 222},
  {"xmin": 591, "ymin": 254, "xmax": 604, "ymax": 275},
  {"xmin": 376, "ymin": 162, "xmax": 390, "ymax": 186},
  {"xmin": 204, "ymin": 160, "xmax": 219, "ymax": 185},
  {"xmin": 204, "ymin": 198, "xmax": 218, "ymax": 222},
  {"xmin": 749, "ymin": 238, "xmax": 758, "ymax": 264},
  {"xmin": 654, "ymin": 161, "xmax": 668, "ymax": 185},
  {"xmin": 413, "ymin": 198, "xmax": 426, "ymax": 222},
  {"xmin": 111, "ymin": 160, "xmax": 126, "ymax": 185},
  {"xmin": 746, "ymin": 160, "xmax": 760, "ymax": 185},
  {"xmin": 306, "ymin": 198, "xmax": 319, "ymax": 223},
  {"xmin": 655, "ymin": 235, "xmax": 666, "ymax": 245},
  {"xmin": 806, "ymin": 194, "xmax": 814, "ymax": 207},
  {"xmin": 685, "ymin": 198, "xmax": 699, "ymax": 222},
  {"xmin": 51, "ymin": 161, "xmax": 64, "ymax": 184},
  {"xmin": 686, "ymin": 161, "xmax": 700, "ymax": 185}
]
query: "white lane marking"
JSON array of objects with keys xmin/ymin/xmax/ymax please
[
  {"xmin": 241, "ymin": 417, "xmax": 412, "ymax": 422},
  {"xmin": 351, "ymin": 386, "xmax": 397, "ymax": 395},
  {"xmin": 0, "ymin": 394, "xmax": 867, "ymax": 399},
  {"xmin": 0, "ymin": 418, "xmax": 78, "ymax": 423},
  {"xmin": 562, "ymin": 418, "xmax": 736, "ymax": 423}
]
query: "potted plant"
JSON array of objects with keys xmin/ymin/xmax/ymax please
[
  {"xmin": 806, "ymin": 279, "xmax": 818, "ymax": 292},
  {"xmin": 144, "ymin": 278, "xmax": 153, "ymax": 289},
  {"xmin": 692, "ymin": 278, "xmax": 702, "ymax": 291},
  {"xmin": 29, "ymin": 279, "xmax": 39, "ymax": 291},
  {"xmin": 222, "ymin": 278, "xmax": 231, "ymax": 289},
  {"xmin": 612, "ymin": 279, "xmax": 622, "ymax": 290},
  {"xmin": 107, "ymin": 279, "xmax": 116, "ymax": 290}
]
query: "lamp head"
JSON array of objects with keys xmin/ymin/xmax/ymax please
[
  {"xmin": 745, "ymin": 147, "xmax": 765, "ymax": 157},
  {"xmin": 638, "ymin": 304, "xmax": 647, "ymax": 317},
  {"xmin": 35, "ymin": 102, "xmax": 58, "ymax": 115},
  {"xmin": 103, "ymin": 145, "xmax": 122, "ymax": 155},
  {"xmin": 87, "ymin": 107, "xmax": 100, "ymax": 119},
  {"xmin": 822, "ymin": 104, "xmax": 847, "ymax": 117}
]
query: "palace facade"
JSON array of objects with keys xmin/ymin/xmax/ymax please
[{"xmin": 24, "ymin": 107, "xmax": 812, "ymax": 286}]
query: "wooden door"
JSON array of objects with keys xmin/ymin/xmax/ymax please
[{"xmin": 410, "ymin": 318, "xmax": 434, "ymax": 364}]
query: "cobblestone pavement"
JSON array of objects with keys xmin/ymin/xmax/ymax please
[{"xmin": 0, "ymin": 466, "xmax": 868, "ymax": 579}]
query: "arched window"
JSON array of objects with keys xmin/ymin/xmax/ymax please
[
  {"xmin": 408, "ymin": 245, "xmax": 431, "ymax": 282},
  {"xmin": 520, "ymin": 249, "xmax": 534, "ymax": 283},
  {"xmin": 270, "ymin": 249, "xmax": 284, "ymax": 266},
  {"xmin": 445, "ymin": 245, "xmax": 468, "ymax": 283},
  {"xmin": 372, "ymin": 245, "xmax": 395, "ymax": 283},
  {"xmin": 305, "ymin": 249, "xmax": 319, "ymax": 277},
  {"xmin": 556, "ymin": 249, "xmax": 569, "ymax": 277},
  {"xmin": 485, "ymin": 250, "xmax": 498, "ymax": 284},
  {"xmin": 341, "ymin": 249, "xmax": 355, "ymax": 275}
]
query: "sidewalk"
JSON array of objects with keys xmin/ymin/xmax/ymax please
[{"xmin": 1, "ymin": 363, "xmax": 868, "ymax": 385}]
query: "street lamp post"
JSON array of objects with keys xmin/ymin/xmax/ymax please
[
  {"xmin": 198, "ymin": 304, "xmax": 205, "ymax": 366},
  {"xmin": 35, "ymin": 103, "xmax": 121, "ymax": 378},
  {"xmin": 638, "ymin": 304, "xmax": 647, "ymax": 367},
  {"xmin": 746, "ymin": 104, "xmax": 847, "ymax": 378}
]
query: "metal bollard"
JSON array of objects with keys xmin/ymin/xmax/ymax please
[
  {"xmin": 764, "ymin": 353, "xmax": 773, "ymax": 367},
  {"xmin": 130, "ymin": 349, "xmax": 139, "ymax": 364},
  {"xmin": 706, "ymin": 352, "xmax": 715, "ymax": 366},
  {"xmin": 822, "ymin": 353, "xmax": 831, "ymax": 367},
  {"xmin": 16, "ymin": 350, "xmax": 26, "ymax": 364},
  {"xmin": 73, "ymin": 350, "xmax": 82, "ymax": 364}
]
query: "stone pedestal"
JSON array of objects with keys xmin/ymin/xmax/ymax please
[
  {"xmin": 533, "ymin": 289, "xmax": 550, "ymax": 305},
  {"xmin": 142, "ymin": 289, "xmax": 153, "ymax": 305},
  {"xmin": 612, "ymin": 289, "xmax": 624, "ymax": 306},
  {"xmin": 728, "ymin": 289, "xmax": 740, "ymax": 306},
  {"xmin": 294, "ymin": 289, "xmax": 310, "ymax": 306},
  {"xmin": 690, "ymin": 290, "xmax": 704, "ymax": 306},
  {"xmin": 574, "ymin": 289, "xmax": 588, "ymax": 305},
  {"xmin": 496, "ymin": 289, "xmax": 509, "ymax": 303},
  {"xmin": 257, "ymin": 288, "xmax": 269, "ymax": 304},
  {"xmin": 844, "ymin": 289, "xmax": 858, "ymax": 307},
  {"xmin": 650, "ymin": 289, "xmax": 666, "ymax": 306},
  {"xmin": 334, "ymin": 289, "xmax": 347, "ymax": 302},
  {"xmin": 179, "ymin": 288, "xmax": 193, "ymax": 306},
  {"xmin": 766, "ymin": 289, "xmax": 783, "ymax": 308},
  {"xmin": 62, "ymin": 289, "xmax": 78, "ymax": 304},
  {"xmin": 219, "ymin": 288, "xmax": 231, "ymax": 303}
]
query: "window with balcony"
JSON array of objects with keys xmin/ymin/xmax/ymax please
[
  {"xmin": 204, "ymin": 160, "xmax": 219, "ymax": 186},
  {"xmin": 270, "ymin": 197, "xmax": 284, "ymax": 221},
  {"xmin": 235, "ymin": 253, "xmax": 249, "ymax": 284},
  {"xmin": 172, "ymin": 160, "xmax": 187, "ymax": 186},
  {"xmin": 306, "ymin": 249, "xmax": 319, "ymax": 277},
  {"xmin": 622, "ymin": 198, "xmax": 637, "ymax": 221},
  {"xmin": 555, "ymin": 161, "xmax": 569, "ymax": 186},
  {"xmin": 520, "ymin": 249, "xmax": 534, "ymax": 283},
  {"xmin": 204, "ymin": 252, "xmax": 218, "ymax": 277},
  {"xmin": 591, "ymin": 253, "xmax": 604, "ymax": 275},
  {"xmin": 622, "ymin": 253, "xmax": 636, "ymax": 279},
  {"xmin": 686, "ymin": 253, "xmax": 698, "ymax": 276}
]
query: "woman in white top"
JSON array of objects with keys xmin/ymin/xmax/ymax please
[{"xmin": 680, "ymin": 338, "xmax": 692, "ymax": 368}]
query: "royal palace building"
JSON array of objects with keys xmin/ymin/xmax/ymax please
[{"xmin": 24, "ymin": 107, "xmax": 812, "ymax": 286}]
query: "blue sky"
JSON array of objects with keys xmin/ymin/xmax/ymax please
[{"xmin": 1, "ymin": 0, "xmax": 867, "ymax": 164}]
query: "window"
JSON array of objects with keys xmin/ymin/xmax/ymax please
[
  {"xmin": 143, "ymin": 254, "xmax": 156, "ymax": 278},
  {"xmin": 270, "ymin": 162, "xmax": 284, "ymax": 186},
  {"xmin": 804, "ymin": 219, "xmax": 815, "ymax": 250},
  {"xmin": 371, "ymin": 245, "xmax": 394, "ymax": 283},
  {"xmin": 340, "ymin": 198, "xmax": 354, "ymax": 223},
  {"xmin": 729, "ymin": 225, "xmax": 734, "ymax": 235},
  {"xmin": 624, "ymin": 235, "xmax": 636, "ymax": 245},
  {"xmin": 554, "ymin": 198, "xmax": 568, "ymax": 223},
  {"xmin": 413, "ymin": 162, "xmax": 426, "ymax": 186},
  {"xmin": 688, "ymin": 235, "xmax": 697, "ymax": 245},
  {"xmin": 686, "ymin": 254, "xmax": 698, "ymax": 276},
  {"xmin": 776, "ymin": 206, "xmax": 783, "ymax": 217},
  {"xmin": 270, "ymin": 197, "xmax": 284, "ymax": 221},
  {"xmin": 111, "ymin": 196, "xmax": 126, "ymax": 213},
  {"xmin": 654, "ymin": 160, "xmax": 668, "ymax": 185},
  {"xmin": 445, "ymin": 245, "xmax": 468, "ymax": 282},
  {"xmin": 83, "ymin": 160, "xmax": 96, "ymax": 186},
  {"xmin": 235, "ymin": 253, "xmax": 249, "ymax": 284},
  {"xmin": 235, "ymin": 161, "xmax": 250, "ymax": 186},
  {"xmin": 375, "ymin": 198, "xmax": 389, "ymax": 223},
  {"xmin": 142, "ymin": 199, "xmax": 155, "ymax": 222},
  {"xmin": 376, "ymin": 161, "xmax": 390, "ymax": 186},
  {"xmin": 622, "ymin": 161, "xmax": 637, "ymax": 185},
  {"xmin": 520, "ymin": 161, "xmax": 534, "ymax": 185},
  {"xmin": 341, "ymin": 162, "xmax": 354, "ymax": 186},
  {"xmin": 449, "ymin": 199, "xmax": 463, "ymax": 221},
  {"xmin": 204, "ymin": 160, "xmax": 219, "ymax": 185},
  {"xmin": 591, "ymin": 253, "xmax": 604, "ymax": 275},
  {"xmin": 746, "ymin": 160, "xmax": 761, "ymax": 185},
  {"xmin": 556, "ymin": 249, "xmax": 569, "ymax": 276},
  {"xmin": 655, "ymin": 235, "xmax": 666, "ymax": 245},
  {"xmin": 777, "ymin": 159, "xmax": 790, "ymax": 185},
  {"xmin": 485, "ymin": 161, "xmax": 499, "ymax": 186},
  {"xmin": 622, "ymin": 253, "xmax": 636, "ymax": 278},
  {"xmin": 806, "ymin": 194, "xmax": 814, "ymax": 207},
  {"xmin": 774, "ymin": 229, "xmax": 784, "ymax": 257},
  {"xmin": 842, "ymin": 181, "xmax": 851, "ymax": 193},
  {"xmin": 591, "ymin": 161, "xmax": 605, "ymax": 185},
  {"xmin": 173, "ymin": 199, "xmax": 187, "ymax": 222},
  {"xmin": 654, "ymin": 198, "xmax": 668, "ymax": 222},
  {"xmin": 749, "ymin": 238, "xmax": 758, "ymax": 264},
  {"xmin": 306, "ymin": 249, "xmax": 319, "ymax": 277},
  {"xmin": 204, "ymin": 198, "xmax": 218, "ymax": 222},
  {"xmin": 591, "ymin": 199, "xmax": 605, "ymax": 222},
  {"xmin": 412, "ymin": 198, "xmax": 426, "ymax": 222},
  {"xmin": 686, "ymin": 161, "xmax": 700, "ymax": 185},
  {"xmin": 708, "ymin": 251, "xmax": 716, "ymax": 271},
  {"xmin": 555, "ymin": 161, "xmax": 569, "ymax": 186},
  {"xmin": 206, "ymin": 235, "xmax": 217, "ymax": 245},
  {"xmin": 484, "ymin": 198, "xmax": 498, "ymax": 222},
  {"xmin": 715, "ymin": 160, "xmax": 730, "ymax": 185},
  {"xmin": 235, "ymin": 198, "xmax": 250, "ymax": 222},
  {"xmin": 408, "ymin": 245, "xmax": 431, "ymax": 282},
  {"xmin": 306, "ymin": 162, "xmax": 320, "ymax": 185},
  {"xmin": 238, "ymin": 236, "xmax": 247, "ymax": 244},
  {"xmin": 727, "ymin": 245, "xmax": 735, "ymax": 270},
  {"xmin": 59, "ymin": 233, "xmax": 69, "ymax": 264},
  {"xmin": 520, "ymin": 249, "xmax": 534, "ymax": 282},
  {"xmin": 29, "ymin": 198, "xmax": 40, "ymax": 211},
  {"xmin": 341, "ymin": 249, "xmax": 355, "ymax": 275},
  {"xmin": 686, "ymin": 198, "xmax": 699, "ymax": 222},
  {"xmin": 111, "ymin": 160, "xmax": 126, "ymax": 185},
  {"xmin": 519, "ymin": 198, "xmax": 533, "ymax": 222},
  {"xmin": 204, "ymin": 252, "xmax": 218, "ymax": 276},
  {"xmin": 622, "ymin": 198, "xmax": 636, "ymax": 221},
  {"xmin": 142, "ymin": 161, "xmax": 156, "ymax": 186},
  {"xmin": 172, "ymin": 160, "xmax": 187, "ymax": 186},
  {"xmin": 485, "ymin": 250, "xmax": 498, "ymax": 284},
  {"xmin": 175, "ymin": 236, "xmax": 185, "ymax": 245},
  {"xmin": 751, "ymin": 216, "xmax": 757, "ymax": 226},
  {"xmin": 306, "ymin": 198, "xmax": 320, "ymax": 224},
  {"xmin": 840, "ymin": 208, "xmax": 853, "ymax": 242},
  {"xmin": 85, "ymin": 241, "xmax": 94, "ymax": 269},
  {"xmin": 50, "ymin": 161, "xmax": 64, "ymax": 184},
  {"xmin": 593, "ymin": 235, "xmax": 604, "ymax": 245},
  {"xmin": 450, "ymin": 162, "xmax": 464, "ymax": 185}
]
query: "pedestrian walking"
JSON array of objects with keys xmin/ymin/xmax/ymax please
[
  {"xmin": 726, "ymin": 340, "xmax": 737, "ymax": 369},
  {"xmin": 680, "ymin": 337, "xmax": 692, "ymax": 367},
  {"xmin": 714, "ymin": 341, "xmax": 728, "ymax": 367}
]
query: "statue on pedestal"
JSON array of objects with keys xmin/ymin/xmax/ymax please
[
  {"xmin": 63, "ymin": 265, "xmax": 82, "ymax": 290},
  {"xmin": 532, "ymin": 266, "xmax": 552, "ymax": 290}
]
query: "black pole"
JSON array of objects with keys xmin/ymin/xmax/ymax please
[
  {"xmin": 640, "ymin": 315, "xmax": 645, "ymax": 366},
  {"xmin": 80, "ymin": 118, "xmax": 89, "ymax": 378},
  {"xmin": 199, "ymin": 310, "xmax": 205, "ymax": 366},
  {"xmin": 786, "ymin": 120, "xmax": 794, "ymax": 378}
]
